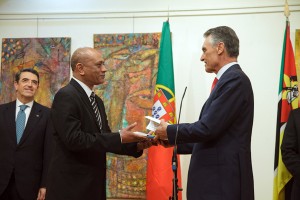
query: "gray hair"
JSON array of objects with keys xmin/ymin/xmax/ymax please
[{"xmin": 204, "ymin": 26, "xmax": 239, "ymax": 57}]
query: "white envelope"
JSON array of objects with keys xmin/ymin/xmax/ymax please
[{"xmin": 145, "ymin": 116, "xmax": 166, "ymax": 131}]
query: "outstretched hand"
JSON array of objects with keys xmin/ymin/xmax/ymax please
[{"xmin": 120, "ymin": 122, "xmax": 149, "ymax": 143}]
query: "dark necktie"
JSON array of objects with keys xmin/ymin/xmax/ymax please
[
  {"xmin": 16, "ymin": 104, "xmax": 28, "ymax": 144},
  {"xmin": 211, "ymin": 77, "xmax": 218, "ymax": 92},
  {"xmin": 90, "ymin": 92, "xmax": 102, "ymax": 129}
]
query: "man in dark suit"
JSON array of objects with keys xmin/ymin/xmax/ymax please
[
  {"xmin": 281, "ymin": 108, "xmax": 300, "ymax": 200},
  {"xmin": 155, "ymin": 26, "xmax": 254, "ymax": 200},
  {"xmin": 0, "ymin": 68, "xmax": 53, "ymax": 200},
  {"xmin": 46, "ymin": 47, "xmax": 152, "ymax": 200}
]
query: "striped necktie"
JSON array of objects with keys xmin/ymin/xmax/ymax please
[
  {"xmin": 16, "ymin": 104, "xmax": 28, "ymax": 144},
  {"xmin": 90, "ymin": 92, "xmax": 102, "ymax": 129}
]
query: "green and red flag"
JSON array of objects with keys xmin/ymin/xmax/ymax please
[
  {"xmin": 146, "ymin": 21, "xmax": 182, "ymax": 200},
  {"xmin": 273, "ymin": 20, "xmax": 299, "ymax": 200}
]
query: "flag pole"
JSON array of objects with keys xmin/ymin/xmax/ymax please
[
  {"xmin": 284, "ymin": 0, "xmax": 290, "ymax": 20},
  {"xmin": 167, "ymin": 6, "xmax": 170, "ymax": 22},
  {"xmin": 284, "ymin": 0, "xmax": 290, "ymax": 28}
]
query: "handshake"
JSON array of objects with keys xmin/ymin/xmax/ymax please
[{"xmin": 120, "ymin": 116, "xmax": 172, "ymax": 150}]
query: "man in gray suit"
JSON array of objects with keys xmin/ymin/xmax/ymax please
[{"xmin": 0, "ymin": 68, "xmax": 53, "ymax": 200}]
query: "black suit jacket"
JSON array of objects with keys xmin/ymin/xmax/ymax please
[
  {"xmin": 0, "ymin": 101, "xmax": 53, "ymax": 200},
  {"xmin": 167, "ymin": 65, "xmax": 255, "ymax": 200},
  {"xmin": 281, "ymin": 108, "xmax": 300, "ymax": 200},
  {"xmin": 46, "ymin": 79, "xmax": 142, "ymax": 200}
]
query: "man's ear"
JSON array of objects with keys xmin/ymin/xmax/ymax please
[
  {"xmin": 77, "ymin": 63, "xmax": 85, "ymax": 75},
  {"xmin": 217, "ymin": 42, "xmax": 225, "ymax": 55},
  {"xmin": 14, "ymin": 81, "xmax": 18, "ymax": 91}
]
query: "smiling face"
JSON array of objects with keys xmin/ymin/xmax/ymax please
[
  {"xmin": 14, "ymin": 71, "xmax": 39, "ymax": 103},
  {"xmin": 82, "ymin": 50, "xmax": 107, "ymax": 87},
  {"xmin": 73, "ymin": 48, "xmax": 107, "ymax": 89}
]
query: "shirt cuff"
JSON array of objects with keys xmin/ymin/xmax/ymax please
[{"xmin": 119, "ymin": 130, "xmax": 122, "ymax": 143}]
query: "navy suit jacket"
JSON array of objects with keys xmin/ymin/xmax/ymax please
[
  {"xmin": 46, "ymin": 79, "xmax": 143, "ymax": 200},
  {"xmin": 282, "ymin": 108, "xmax": 300, "ymax": 200},
  {"xmin": 167, "ymin": 64, "xmax": 254, "ymax": 200},
  {"xmin": 0, "ymin": 101, "xmax": 53, "ymax": 200}
]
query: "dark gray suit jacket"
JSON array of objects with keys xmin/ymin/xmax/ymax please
[
  {"xmin": 46, "ymin": 79, "xmax": 142, "ymax": 200},
  {"xmin": 167, "ymin": 64, "xmax": 255, "ymax": 200},
  {"xmin": 0, "ymin": 101, "xmax": 53, "ymax": 200},
  {"xmin": 282, "ymin": 108, "xmax": 300, "ymax": 200}
]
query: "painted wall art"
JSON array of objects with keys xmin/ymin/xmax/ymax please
[
  {"xmin": 94, "ymin": 33, "xmax": 161, "ymax": 199},
  {"xmin": 1, "ymin": 37, "xmax": 71, "ymax": 107}
]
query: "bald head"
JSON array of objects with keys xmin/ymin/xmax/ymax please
[
  {"xmin": 71, "ymin": 47, "xmax": 100, "ymax": 71},
  {"xmin": 70, "ymin": 47, "xmax": 106, "ymax": 89}
]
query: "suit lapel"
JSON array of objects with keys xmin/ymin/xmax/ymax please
[
  {"xmin": 70, "ymin": 79, "xmax": 102, "ymax": 131},
  {"xmin": 18, "ymin": 102, "xmax": 43, "ymax": 145},
  {"xmin": 200, "ymin": 64, "xmax": 241, "ymax": 119}
]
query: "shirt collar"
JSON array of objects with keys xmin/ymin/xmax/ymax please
[
  {"xmin": 16, "ymin": 98, "xmax": 34, "ymax": 108},
  {"xmin": 216, "ymin": 62, "xmax": 238, "ymax": 80},
  {"xmin": 72, "ymin": 77, "xmax": 93, "ymax": 97}
]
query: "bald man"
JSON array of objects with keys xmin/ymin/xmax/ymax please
[{"xmin": 46, "ymin": 47, "xmax": 152, "ymax": 200}]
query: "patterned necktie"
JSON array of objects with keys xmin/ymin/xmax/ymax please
[
  {"xmin": 16, "ymin": 104, "xmax": 28, "ymax": 144},
  {"xmin": 211, "ymin": 77, "xmax": 218, "ymax": 92},
  {"xmin": 90, "ymin": 92, "xmax": 102, "ymax": 129}
]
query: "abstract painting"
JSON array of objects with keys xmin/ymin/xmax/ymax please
[
  {"xmin": 94, "ymin": 33, "xmax": 161, "ymax": 199},
  {"xmin": 1, "ymin": 37, "xmax": 71, "ymax": 107}
]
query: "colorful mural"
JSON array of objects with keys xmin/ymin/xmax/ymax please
[
  {"xmin": 94, "ymin": 33, "xmax": 161, "ymax": 199},
  {"xmin": 0, "ymin": 37, "xmax": 71, "ymax": 107}
]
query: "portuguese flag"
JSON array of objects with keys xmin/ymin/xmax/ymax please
[
  {"xmin": 146, "ymin": 21, "xmax": 182, "ymax": 200},
  {"xmin": 273, "ymin": 20, "xmax": 299, "ymax": 200}
]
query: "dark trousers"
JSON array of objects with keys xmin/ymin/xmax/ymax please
[{"xmin": 0, "ymin": 173, "xmax": 22, "ymax": 200}]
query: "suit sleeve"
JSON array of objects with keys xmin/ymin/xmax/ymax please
[
  {"xmin": 40, "ymin": 110, "xmax": 55, "ymax": 188},
  {"xmin": 96, "ymin": 96, "xmax": 142, "ymax": 158},
  {"xmin": 167, "ymin": 73, "xmax": 252, "ymax": 144},
  {"xmin": 51, "ymin": 89, "xmax": 123, "ymax": 153},
  {"xmin": 177, "ymin": 143, "xmax": 194, "ymax": 154},
  {"xmin": 281, "ymin": 110, "xmax": 300, "ymax": 183},
  {"xmin": 119, "ymin": 143, "xmax": 142, "ymax": 158}
]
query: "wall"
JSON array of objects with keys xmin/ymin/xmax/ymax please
[{"xmin": 0, "ymin": 0, "xmax": 300, "ymax": 199}]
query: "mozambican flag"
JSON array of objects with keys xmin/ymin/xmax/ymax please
[{"xmin": 273, "ymin": 20, "xmax": 299, "ymax": 200}]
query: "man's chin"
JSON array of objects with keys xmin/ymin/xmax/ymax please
[
  {"xmin": 204, "ymin": 68, "xmax": 213, "ymax": 73},
  {"xmin": 22, "ymin": 92, "xmax": 35, "ymax": 97},
  {"xmin": 24, "ymin": 95, "xmax": 35, "ymax": 99},
  {"xmin": 97, "ymin": 80, "xmax": 106, "ymax": 85}
]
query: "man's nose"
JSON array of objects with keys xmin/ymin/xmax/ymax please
[
  {"xmin": 27, "ymin": 80, "xmax": 34, "ymax": 86},
  {"xmin": 101, "ymin": 64, "xmax": 107, "ymax": 72},
  {"xmin": 200, "ymin": 55, "xmax": 204, "ymax": 61}
]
